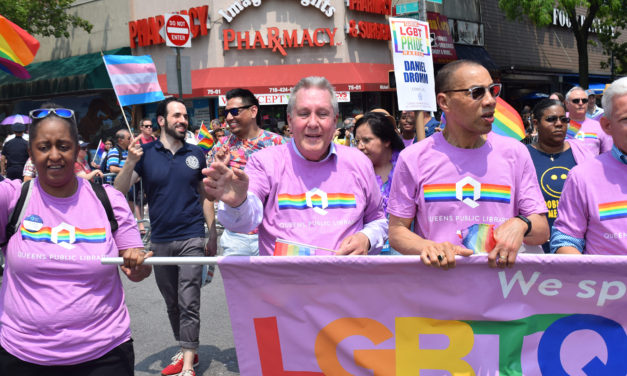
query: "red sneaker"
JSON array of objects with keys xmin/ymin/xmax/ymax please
[
  {"xmin": 161, "ymin": 351, "xmax": 199, "ymax": 375},
  {"xmin": 179, "ymin": 370, "xmax": 196, "ymax": 376}
]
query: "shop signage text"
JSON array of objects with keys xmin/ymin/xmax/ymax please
[
  {"xmin": 347, "ymin": 20, "xmax": 391, "ymax": 40},
  {"xmin": 348, "ymin": 0, "xmax": 391, "ymax": 15},
  {"xmin": 128, "ymin": 5, "xmax": 209, "ymax": 48},
  {"xmin": 551, "ymin": 8, "xmax": 616, "ymax": 35},
  {"xmin": 219, "ymin": 0, "xmax": 335, "ymax": 23},
  {"xmin": 223, "ymin": 27, "xmax": 338, "ymax": 56}
]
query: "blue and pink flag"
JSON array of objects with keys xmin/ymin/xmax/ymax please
[
  {"xmin": 92, "ymin": 139, "xmax": 106, "ymax": 165},
  {"xmin": 102, "ymin": 55, "xmax": 165, "ymax": 107},
  {"xmin": 219, "ymin": 255, "xmax": 627, "ymax": 375}
]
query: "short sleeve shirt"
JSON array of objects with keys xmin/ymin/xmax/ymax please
[
  {"xmin": 387, "ymin": 132, "xmax": 547, "ymax": 245},
  {"xmin": 208, "ymin": 129, "xmax": 285, "ymax": 170}
]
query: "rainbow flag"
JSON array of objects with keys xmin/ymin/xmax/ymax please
[
  {"xmin": 459, "ymin": 224, "xmax": 496, "ymax": 254},
  {"xmin": 196, "ymin": 121, "xmax": 214, "ymax": 153},
  {"xmin": 103, "ymin": 55, "xmax": 165, "ymax": 107},
  {"xmin": 0, "ymin": 15, "xmax": 40, "ymax": 79},
  {"xmin": 599, "ymin": 200, "xmax": 627, "ymax": 221},
  {"xmin": 273, "ymin": 239, "xmax": 336, "ymax": 256},
  {"xmin": 492, "ymin": 97, "xmax": 525, "ymax": 140},
  {"xmin": 92, "ymin": 139, "xmax": 106, "ymax": 165},
  {"xmin": 566, "ymin": 120, "xmax": 582, "ymax": 138}
]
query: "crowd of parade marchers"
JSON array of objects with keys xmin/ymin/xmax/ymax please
[{"xmin": 0, "ymin": 60, "xmax": 625, "ymax": 375}]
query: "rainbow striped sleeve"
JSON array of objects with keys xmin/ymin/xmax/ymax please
[
  {"xmin": 599, "ymin": 201, "xmax": 627, "ymax": 221},
  {"xmin": 277, "ymin": 193, "xmax": 357, "ymax": 210}
]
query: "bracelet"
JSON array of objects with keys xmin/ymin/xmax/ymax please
[{"xmin": 515, "ymin": 215, "xmax": 532, "ymax": 237}]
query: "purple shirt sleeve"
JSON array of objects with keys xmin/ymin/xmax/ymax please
[
  {"xmin": 387, "ymin": 151, "xmax": 418, "ymax": 219},
  {"xmin": 0, "ymin": 179, "xmax": 21, "ymax": 245},
  {"xmin": 552, "ymin": 171, "xmax": 588, "ymax": 239},
  {"xmin": 103, "ymin": 185, "xmax": 143, "ymax": 251},
  {"xmin": 515, "ymin": 147, "xmax": 548, "ymax": 216}
]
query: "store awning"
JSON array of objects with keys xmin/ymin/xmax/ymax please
[
  {"xmin": 159, "ymin": 62, "xmax": 394, "ymax": 97},
  {"xmin": 0, "ymin": 47, "xmax": 131, "ymax": 100},
  {"xmin": 454, "ymin": 45, "xmax": 498, "ymax": 71}
]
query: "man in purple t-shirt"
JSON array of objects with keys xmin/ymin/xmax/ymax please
[
  {"xmin": 551, "ymin": 77, "xmax": 627, "ymax": 255},
  {"xmin": 388, "ymin": 60, "xmax": 549, "ymax": 269},
  {"xmin": 203, "ymin": 76, "xmax": 387, "ymax": 255},
  {"xmin": 565, "ymin": 86, "xmax": 613, "ymax": 155}
]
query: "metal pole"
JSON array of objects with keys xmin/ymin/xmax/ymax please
[
  {"xmin": 176, "ymin": 47, "xmax": 183, "ymax": 99},
  {"xmin": 102, "ymin": 256, "xmax": 219, "ymax": 266}
]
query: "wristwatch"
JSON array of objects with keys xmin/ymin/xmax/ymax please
[{"xmin": 515, "ymin": 215, "xmax": 532, "ymax": 237}]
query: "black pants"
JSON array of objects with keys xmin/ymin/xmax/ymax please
[{"xmin": 0, "ymin": 339, "xmax": 135, "ymax": 376}]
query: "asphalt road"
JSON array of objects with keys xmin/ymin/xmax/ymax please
[{"xmin": 123, "ymin": 261, "xmax": 241, "ymax": 376}]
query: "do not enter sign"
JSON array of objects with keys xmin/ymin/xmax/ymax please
[{"xmin": 164, "ymin": 14, "xmax": 191, "ymax": 48}]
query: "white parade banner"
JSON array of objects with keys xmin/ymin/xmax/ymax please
[{"xmin": 389, "ymin": 17, "xmax": 436, "ymax": 111}]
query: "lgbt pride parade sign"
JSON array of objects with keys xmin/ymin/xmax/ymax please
[{"xmin": 219, "ymin": 254, "xmax": 627, "ymax": 375}]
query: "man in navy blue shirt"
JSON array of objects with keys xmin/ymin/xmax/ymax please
[
  {"xmin": 114, "ymin": 97, "xmax": 217, "ymax": 376},
  {"xmin": 1, "ymin": 123, "xmax": 29, "ymax": 180}
]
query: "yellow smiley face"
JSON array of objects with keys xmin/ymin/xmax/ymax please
[{"xmin": 540, "ymin": 166, "xmax": 570, "ymax": 198}]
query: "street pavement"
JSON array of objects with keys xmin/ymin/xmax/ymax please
[{"xmin": 124, "ymin": 265, "xmax": 241, "ymax": 376}]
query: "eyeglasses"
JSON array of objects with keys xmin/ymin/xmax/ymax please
[
  {"xmin": 443, "ymin": 83, "xmax": 502, "ymax": 100},
  {"xmin": 571, "ymin": 98, "xmax": 589, "ymax": 104},
  {"xmin": 29, "ymin": 108, "xmax": 75, "ymax": 119},
  {"xmin": 142, "ymin": 124, "xmax": 152, "ymax": 128},
  {"xmin": 544, "ymin": 115, "xmax": 570, "ymax": 124},
  {"xmin": 224, "ymin": 105, "xmax": 253, "ymax": 117}
]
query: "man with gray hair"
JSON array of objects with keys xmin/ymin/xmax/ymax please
[
  {"xmin": 564, "ymin": 86, "xmax": 613, "ymax": 155},
  {"xmin": 551, "ymin": 77, "xmax": 627, "ymax": 255},
  {"xmin": 202, "ymin": 76, "xmax": 387, "ymax": 255}
]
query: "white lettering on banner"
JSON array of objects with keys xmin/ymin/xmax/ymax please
[
  {"xmin": 499, "ymin": 271, "xmax": 627, "ymax": 307},
  {"xmin": 218, "ymin": 0, "xmax": 334, "ymax": 22},
  {"xmin": 551, "ymin": 7, "xmax": 616, "ymax": 35},
  {"xmin": 216, "ymin": 92, "xmax": 350, "ymax": 105}
]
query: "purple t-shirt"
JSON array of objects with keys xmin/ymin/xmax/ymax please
[
  {"xmin": 553, "ymin": 152, "xmax": 627, "ymax": 254},
  {"xmin": 0, "ymin": 178, "xmax": 142, "ymax": 365},
  {"xmin": 246, "ymin": 143, "xmax": 385, "ymax": 255},
  {"xmin": 387, "ymin": 132, "xmax": 547, "ymax": 245},
  {"xmin": 566, "ymin": 116, "xmax": 613, "ymax": 155}
]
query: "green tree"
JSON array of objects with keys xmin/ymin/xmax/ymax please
[
  {"xmin": 498, "ymin": 0, "xmax": 624, "ymax": 89},
  {"xmin": 598, "ymin": 4, "xmax": 627, "ymax": 77},
  {"xmin": 0, "ymin": 0, "xmax": 92, "ymax": 38}
]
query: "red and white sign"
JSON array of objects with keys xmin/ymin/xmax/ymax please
[{"xmin": 164, "ymin": 14, "xmax": 191, "ymax": 48}]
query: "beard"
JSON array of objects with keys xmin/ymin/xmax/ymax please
[{"xmin": 164, "ymin": 119, "xmax": 186, "ymax": 141}]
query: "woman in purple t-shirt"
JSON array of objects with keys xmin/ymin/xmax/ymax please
[
  {"xmin": 354, "ymin": 111, "xmax": 405, "ymax": 254},
  {"xmin": 0, "ymin": 104, "xmax": 152, "ymax": 375}
]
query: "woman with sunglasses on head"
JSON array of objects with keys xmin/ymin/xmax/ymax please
[
  {"xmin": 526, "ymin": 98, "xmax": 594, "ymax": 253},
  {"xmin": 0, "ymin": 104, "xmax": 152, "ymax": 375},
  {"xmin": 354, "ymin": 110, "xmax": 405, "ymax": 254}
]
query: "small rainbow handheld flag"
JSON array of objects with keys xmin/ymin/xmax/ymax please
[
  {"xmin": 459, "ymin": 224, "xmax": 496, "ymax": 254},
  {"xmin": 493, "ymin": 97, "xmax": 525, "ymax": 140},
  {"xmin": 566, "ymin": 120, "xmax": 582, "ymax": 139},
  {"xmin": 196, "ymin": 121, "xmax": 214, "ymax": 153},
  {"xmin": 0, "ymin": 15, "xmax": 40, "ymax": 79},
  {"xmin": 273, "ymin": 238, "xmax": 337, "ymax": 256}
]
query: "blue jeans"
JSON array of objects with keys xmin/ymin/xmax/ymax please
[{"xmin": 220, "ymin": 229, "xmax": 259, "ymax": 256}]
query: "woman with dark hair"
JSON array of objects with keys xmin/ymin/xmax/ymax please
[
  {"xmin": 354, "ymin": 111, "xmax": 405, "ymax": 254},
  {"xmin": 0, "ymin": 104, "xmax": 151, "ymax": 375},
  {"xmin": 526, "ymin": 98, "xmax": 593, "ymax": 252}
]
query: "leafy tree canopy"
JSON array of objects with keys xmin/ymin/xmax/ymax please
[{"xmin": 0, "ymin": 0, "xmax": 92, "ymax": 38}]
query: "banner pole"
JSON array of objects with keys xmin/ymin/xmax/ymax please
[{"xmin": 102, "ymin": 256, "xmax": 219, "ymax": 266}]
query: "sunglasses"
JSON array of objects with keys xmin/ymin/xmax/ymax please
[
  {"xmin": 544, "ymin": 115, "xmax": 570, "ymax": 124},
  {"xmin": 142, "ymin": 124, "xmax": 152, "ymax": 128},
  {"xmin": 571, "ymin": 98, "xmax": 589, "ymax": 104},
  {"xmin": 224, "ymin": 105, "xmax": 253, "ymax": 117},
  {"xmin": 444, "ymin": 83, "xmax": 502, "ymax": 100},
  {"xmin": 29, "ymin": 108, "xmax": 75, "ymax": 119}
]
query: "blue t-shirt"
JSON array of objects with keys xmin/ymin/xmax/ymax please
[
  {"xmin": 526, "ymin": 145, "xmax": 577, "ymax": 252},
  {"xmin": 134, "ymin": 141, "xmax": 207, "ymax": 242},
  {"xmin": 105, "ymin": 146, "xmax": 127, "ymax": 184},
  {"xmin": 425, "ymin": 118, "xmax": 441, "ymax": 138}
]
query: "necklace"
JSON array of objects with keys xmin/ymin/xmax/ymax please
[{"xmin": 533, "ymin": 143, "xmax": 564, "ymax": 162}]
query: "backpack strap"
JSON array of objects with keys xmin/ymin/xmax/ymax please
[
  {"xmin": 89, "ymin": 181, "xmax": 118, "ymax": 233},
  {"xmin": 2, "ymin": 180, "xmax": 33, "ymax": 247}
]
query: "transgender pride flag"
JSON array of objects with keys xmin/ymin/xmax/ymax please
[{"xmin": 103, "ymin": 55, "xmax": 165, "ymax": 107}]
